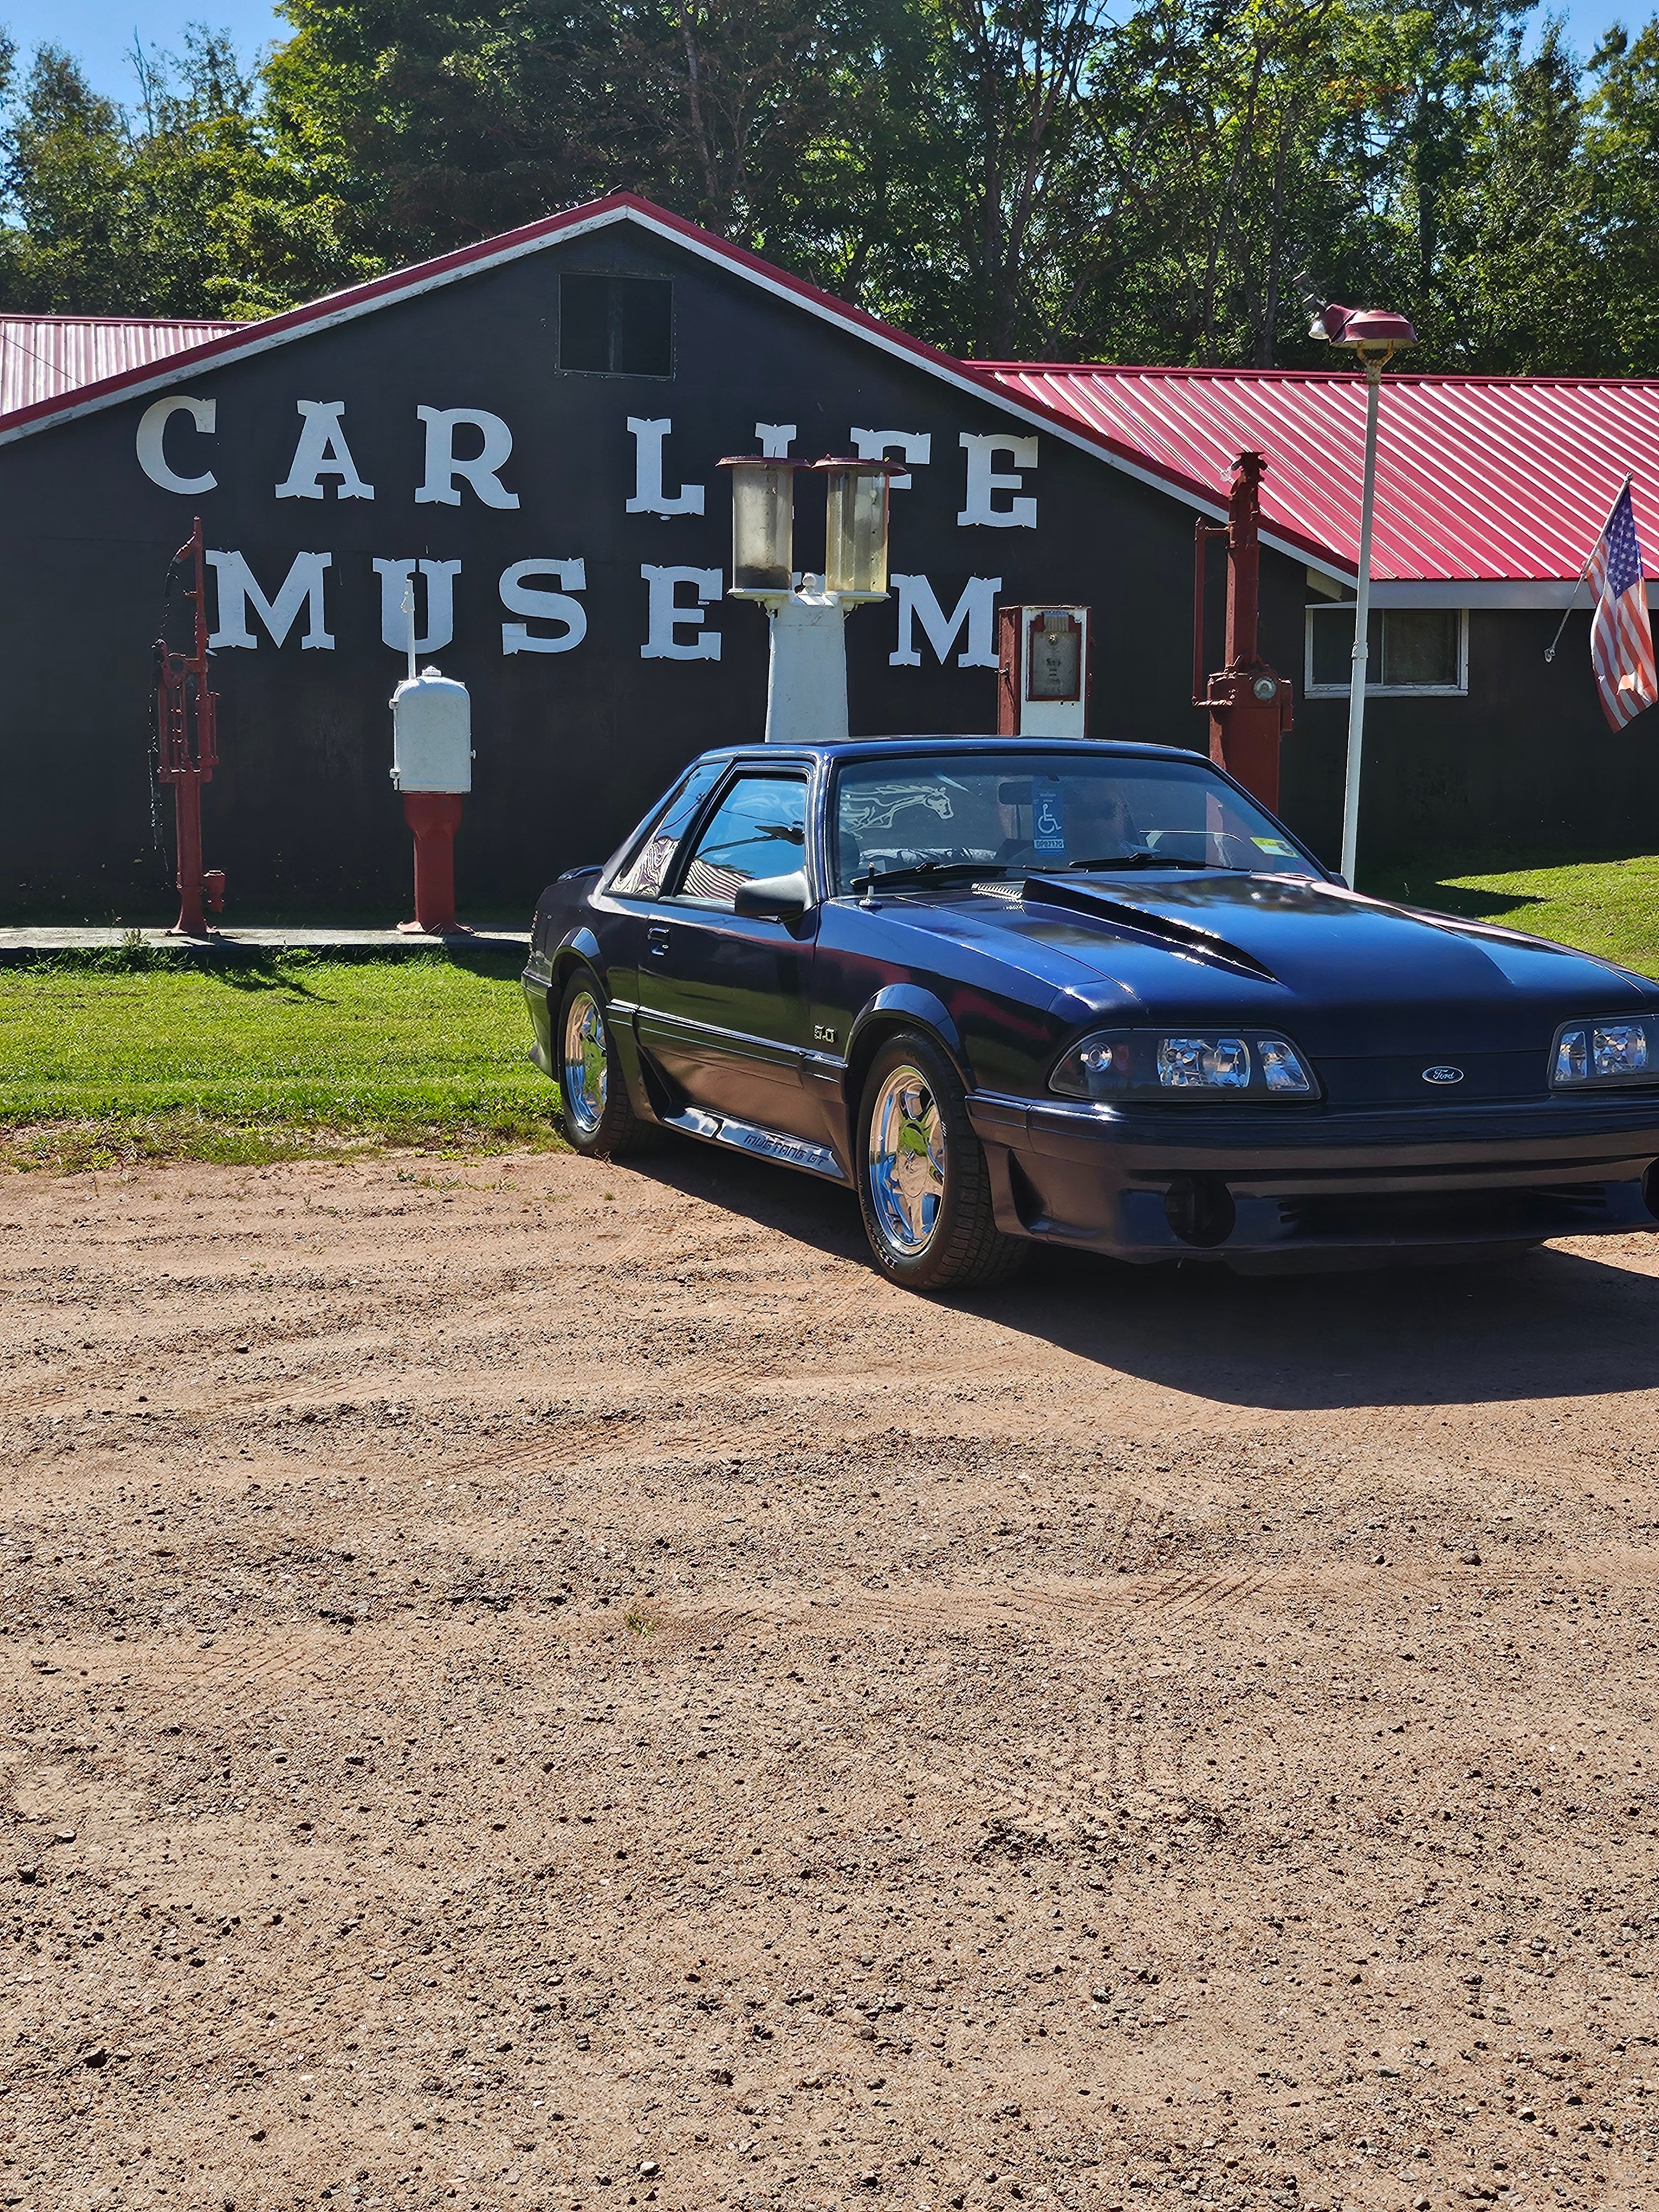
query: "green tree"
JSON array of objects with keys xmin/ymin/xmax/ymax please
[
  {"xmin": 1057, "ymin": 0, "xmax": 1366, "ymax": 366},
  {"xmin": 1582, "ymin": 14, "xmax": 1659, "ymax": 370},
  {"xmin": 4, "ymin": 0, "xmax": 1657, "ymax": 376},
  {"xmin": 0, "ymin": 27, "xmax": 370, "ymax": 317},
  {"xmin": 1432, "ymin": 21, "xmax": 1605, "ymax": 370}
]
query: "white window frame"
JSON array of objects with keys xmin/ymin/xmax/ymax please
[{"xmin": 1304, "ymin": 603, "xmax": 1468, "ymax": 698}]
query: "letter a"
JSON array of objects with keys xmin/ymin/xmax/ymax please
[{"xmin": 275, "ymin": 401, "xmax": 374, "ymax": 501}]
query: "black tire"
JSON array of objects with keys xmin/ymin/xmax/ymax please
[
  {"xmin": 554, "ymin": 970, "xmax": 659, "ymax": 1158},
  {"xmin": 854, "ymin": 1030, "xmax": 1027, "ymax": 1292}
]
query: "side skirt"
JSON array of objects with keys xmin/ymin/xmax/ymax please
[{"xmin": 658, "ymin": 1105, "xmax": 848, "ymax": 1183}]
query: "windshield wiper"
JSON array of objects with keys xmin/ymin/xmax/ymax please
[
  {"xmin": 1058, "ymin": 852, "xmax": 1214, "ymax": 872},
  {"xmin": 849, "ymin": 859, "xmax": 1013, "ymax": 893}
]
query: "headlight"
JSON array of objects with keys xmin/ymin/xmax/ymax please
[
  {"xmin": 1159, "ymin": 1036, "xmax": 1249, "ymax": 1089},
  {"xmin": 1050, "ymin": 1027, "xmax": 1316, "ymax": 1100},
  {"xmin": 1552, "ymin": 1017, "xmax": 1659, "ymax": 1087}
]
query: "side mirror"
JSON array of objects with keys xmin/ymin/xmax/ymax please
[{"xmin": 734, "ymin": 869, "xmax": 810, "ymax": 921}]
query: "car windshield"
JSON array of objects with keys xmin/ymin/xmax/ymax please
[{"xmin": 832, "ymin": 751, "xmax": 1309, "ymax": 892}]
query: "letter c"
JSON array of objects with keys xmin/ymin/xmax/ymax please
[{"xmin": 137, "ymin": 395, "xmax": 217, "ymax": 494}]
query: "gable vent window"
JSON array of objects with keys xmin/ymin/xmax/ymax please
[
  {"xmin": 558, "ymin": 273, "xmax": 673, "ymax": 377},
  {"xmin": 1306, "ymin": 604, "xmax": 1467, "ymax": 696}
]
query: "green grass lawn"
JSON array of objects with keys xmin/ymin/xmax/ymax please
[
  {"xmin": 0, "ymin": 947, "xmax": 562, "ymax": 1171},
  {"xmin": 1363, "ymin": 849, "xmax": 1659, "ymax": 978},
  {"xmin": 3, "ymin": 851, "xmax": 1657, "ymax": 1173}
]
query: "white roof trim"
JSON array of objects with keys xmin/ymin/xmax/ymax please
[
  {"xmin": 0, "ymin": 202, "xmax": 639, "ymax": 450},
  {"xmin": 1364, "ymin": 578, "xmax": 1650, "ymax": 609}
]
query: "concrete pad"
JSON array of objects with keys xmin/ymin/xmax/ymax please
[{"xmin": 0, "ymin": 924, "xmax": 530, "ymax": 962}]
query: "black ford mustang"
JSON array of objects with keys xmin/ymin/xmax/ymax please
[{"xmin": 521, "ymin": 738, "xmax": 1659, "ymax": 1291}]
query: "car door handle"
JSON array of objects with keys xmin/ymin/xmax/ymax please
[{"xmin": 646, "ymin": 925, "xmax": 670, "ymax": 956}]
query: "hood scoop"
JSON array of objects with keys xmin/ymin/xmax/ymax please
[{"xmin": 1020, "ymin": 874, "xmax": 1279, "ymax": 983}]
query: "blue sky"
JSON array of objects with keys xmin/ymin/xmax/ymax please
[
  {"xmin": 14, "ymin": 0, "xmax": 1651, "ymax": 104},
  {"xmin": 6, "ymin": 0, "xmax": 286, "ymax": 98}
]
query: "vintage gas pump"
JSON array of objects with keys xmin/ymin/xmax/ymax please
[
  {"xmin": 720, "ymin": 453, "xmax": 895, "ymax": 740},
  {"xmin": 152, "ymin": 517, "xmax": 225, "ymax": 937},
  {"xmin": 1192, "ymin": 450, "xmax": 1293, "ymax": 811},
  {"xmin": 997, "ymin": 605, "xmax": 1091, "ymax": 737},
  {"xmin": 390, "ymin": 586, "xmax": 472, "ymax": 933}
]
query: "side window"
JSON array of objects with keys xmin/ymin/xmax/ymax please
[
  {"xmin": 610, "ymin": 762, "xmax": 723, "ymax": 899},
  {"xmin": 674, "ymin": 775, "xmax": 808, "ymax": 910}
]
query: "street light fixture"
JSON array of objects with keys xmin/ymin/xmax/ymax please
[{"xmin": 1310, "ymin": 299, "xmax": 1417, "ymax": 887}]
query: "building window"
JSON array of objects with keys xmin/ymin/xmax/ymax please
[
  {"xmin": 557, "ymin": 273, "xmax": 674, "ymax": 377},
  {"xmin": 1305, "ymin": 604, "xmax": 1467, "ymax": 696}
]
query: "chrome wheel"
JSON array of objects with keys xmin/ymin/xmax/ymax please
[
  {"xmin": 562, "ymin": 989, "xmax": 608, "ymax": 1136},
  {"xmin": 867, "ymin": 1063, "xmax": 946, "ymax": 1256}
]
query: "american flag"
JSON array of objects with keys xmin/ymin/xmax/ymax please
[{"xmin": 1588, "ymin": 481, "xmax": 1657, "ymax": 730}]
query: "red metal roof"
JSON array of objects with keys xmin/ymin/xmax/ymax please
[
  {"xmin": 981, "ymin": 363, "xmax": 1659, "ymax": 585},
  {"xmin": 0, "ymin": 315, "xmax": 241, "ymax": 419}
]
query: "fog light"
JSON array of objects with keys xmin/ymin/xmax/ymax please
[{"xmin": 1165, "ymin": 1175, "xmax": 1236, "ymax": 1246}]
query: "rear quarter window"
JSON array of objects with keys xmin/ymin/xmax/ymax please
[{"xmin": 610, "ymin": 762, "xmax": 723, "ymax": 898}]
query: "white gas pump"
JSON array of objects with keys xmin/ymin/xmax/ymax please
[
  {"xmin": 389, "ymin": 577, "xmax": 473, "ymax": 933},
  {"xmin": 720, "ymin": 455, "xmax": 895, "ymax": 743},
  {"xmin": 391, "ymin": 669, "xmax": 472, "ymax": 795},
  {"xmin": 997, "ymin": 604, "xmax": 1092, "ymax": 738}
]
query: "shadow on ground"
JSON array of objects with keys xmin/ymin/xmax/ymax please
[
  {"xmin": 632, "ymin": 1134, "xmax": 1659, "ymax": 1414},
  {"xmin": 1364, "ymin": 843, "xmax": 1658, "ymax": 926}
]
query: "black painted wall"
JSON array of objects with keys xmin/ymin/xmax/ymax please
[
  {"xmin": 0, "ymin": 213, "xmax": 1637, "ymax": 919},
  {"xmin": 1287, "ymin": 604, "xmax": 1659, "ymax": 865}
]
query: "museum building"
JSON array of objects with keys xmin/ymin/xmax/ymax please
[{"xmin": 4, "ymin": 190, "xmax": 1658, "ymax": 917}]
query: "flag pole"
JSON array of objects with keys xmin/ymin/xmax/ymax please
[{"xmin": 1544, "ymin": 473, "xmax": 1632, "ymax": 663}]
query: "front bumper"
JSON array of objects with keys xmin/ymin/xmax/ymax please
[{"xmin": 970, "ymin": 1091, "xmax": 1659, "ymax": 1269}]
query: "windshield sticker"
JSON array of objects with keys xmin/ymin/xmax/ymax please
[
  {"xmin": 1251, "ymin": 836, "xmax": 1298, "ymax": 856},
  {"xmin": 1032, "ymin": 780, "xmax": 1066, "ymax": 858},
  {"xmin": 842, "ymin": 782, "xmax": 956, "ymax": 832}
]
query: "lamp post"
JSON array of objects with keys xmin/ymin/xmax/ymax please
[{"xmin": 1310, "ymin": 301, "xmax": 1417, "ymax": 886}]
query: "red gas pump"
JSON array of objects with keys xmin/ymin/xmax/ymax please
[
  {"xmin": 152, "ymin": 517, "xmax": 225, "ymax": 937},
  {"xmin": 1192, "ymin": 451, "xmax": 1294, "ymax": 812},
  {"xmin": 390, "ymin": 664, "xmax": 473, "ymax": 936}
]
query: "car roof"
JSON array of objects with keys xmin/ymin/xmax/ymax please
[{"xmin": 693, "ymin": 736, "xmax": 1212, "ymax": 767}]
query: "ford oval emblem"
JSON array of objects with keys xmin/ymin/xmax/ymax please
[{"xmin": 1422, "ymin": 1065, "xmax": 1464, "ymax": 1084}]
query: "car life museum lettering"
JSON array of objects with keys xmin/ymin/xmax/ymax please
[
  {"xmin": 137, "ymin": 395, "xmax": 1040, "ymax": 671},
  {"xmin": 5, "ymin": 199, "xmax": 1318, "ymax": 915}
]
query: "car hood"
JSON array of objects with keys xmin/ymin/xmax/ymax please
[{"xmin": 886, "ymin": 869, "xmax": 1656, "ymax": 1060}]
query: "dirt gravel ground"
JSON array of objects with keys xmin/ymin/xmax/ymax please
[{"xmin": 3, "ymin": 1145, "xmax": 1659, "ymax": 2212}]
